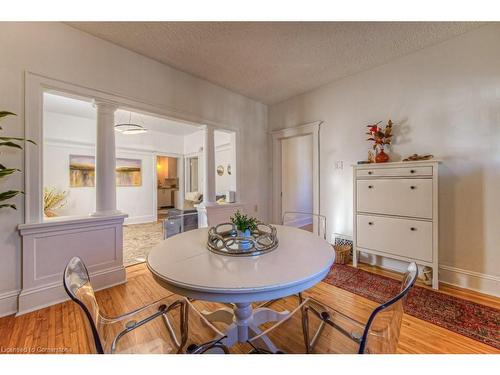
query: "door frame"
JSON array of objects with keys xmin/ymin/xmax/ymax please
[
  {"xmin": 154, "ymin": 153, "xmax": 183, "ymax": 222},
  {"xmin": 271, "ymin": 121, "xmax": 322, "ymax": 224}
]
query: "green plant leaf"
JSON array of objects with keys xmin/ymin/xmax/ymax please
[
  {"xmin": 0, "ymin": 137, "xmax": 36, "ymax": 145},
  {"xmin": 0, "ymin": 111, "xmax": 17, "ymax": 118},
  {"xmin": 0, "ymin": 141, "xmax": 23, "ymax": 150},
  {"xmin": 0, "ymin": 203, "xmax": 17, "ymax": 210},
  {"xmin": 0, "ymin": 168, "xmax": 20, "ymax": 178},
  {"xmin": 230, "ymin": 209, "xmax": 258, "ymax": 231},
  {"xmin": 0, "ymin": 190, "xmax": 23, "ymax": 202}
]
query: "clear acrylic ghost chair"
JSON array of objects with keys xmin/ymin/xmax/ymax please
[
  {"xmin": 248, "ymin": 262, "xmax": 418, "ymax": 354},
  {"xmin": 281, "ymin": 211, "xmax": 327, "ymax": 240},
  {"xmin": 163, "ymin": 212, "xmax": 199, "ymax": 239},
  {"xmin": 183, "ymin": 298, "xmax": 229, "ymax": 354},
  {"xmin": 64, "ymin": 256, "xmax": 229, "ymax": 354},
  {"xmin": 256, "ymin": 211, "xmax": 328, "ymax": 310}
]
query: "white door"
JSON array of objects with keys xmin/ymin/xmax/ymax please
[{"xmin": 281, "ymin": 134, "xmax": 313, "ymax": 227}]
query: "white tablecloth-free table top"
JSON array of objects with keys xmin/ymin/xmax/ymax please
[{"xmin": 147, "ymin": 225, "xmax": 335, "ymax": 304}]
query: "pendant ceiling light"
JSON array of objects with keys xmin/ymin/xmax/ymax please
[{"xmin": 114, "ymin": 111, "xmax": 147, "ymax": 135}]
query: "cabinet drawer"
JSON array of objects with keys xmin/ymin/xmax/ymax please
[
  {"xmin": 357, "ymin": 179, "xmax": 433, "ymax": 219},
  {"xmin": 356, "ymin": 215, "xmax": 433, "ymax": 262},
  {"xmin": 356, "ymin": 166, "xmax": 432, "ymax": 178}
]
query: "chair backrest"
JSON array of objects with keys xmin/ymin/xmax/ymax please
[
  {"xmin": 63, "ymin": 256, "xmax": 104, "ymax": 353},
  {"xmin": 359, "ymin": 262, "xmax": 418, "ymax": 354},
  {"xmin": 282, "ymin": 211, "xmax": 327, "ymax": 240},
  {"xmin": 163, "ymin": 212, "xmax": 199, "ymax": 239}
]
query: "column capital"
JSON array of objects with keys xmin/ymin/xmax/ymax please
[
  {"xmin": 202, "ymin": 124, "xmax": 216, "ymax": 132},
  {"xmin": 94, "ymin": 98, "xmax": 119, "ymax": 113}
]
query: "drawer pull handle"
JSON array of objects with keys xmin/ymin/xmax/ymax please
[
  {"xmin": 368, "ymin": 171, "xmax": 373, "ymax": 175},
  {"xmin": 410, "ymin": 227, "xmax": 417, "ymax": 231},
  {"xmin": 368, "ymin": 185, "xmax": 373, "ymax": 189},
  {"xmin": 410, "ymin": 186, "xmax": 416, "ymax": 190},
  {"xmin": 368, "ymin": 222, "xmax": 374, "ymax": 225},
  {"xmin": 410, "ymin": 169, "xmax": 416, "ymax": 174}
]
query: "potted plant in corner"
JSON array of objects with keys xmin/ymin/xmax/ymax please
[
  {"xmin": 0, "ymin": 111, "xmax": 36, "ymax": 210},
  {"xmin": 230, "ymin": 210, "xmax": 258, "ymax": 250}
]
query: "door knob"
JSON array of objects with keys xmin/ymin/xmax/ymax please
[
  {"xmin": 410, "ymin": 186, "xmax": 416, "ymax": 190},
  {"xmin": 368, "ymin": 222, "xmax": 374, "ymax": 225},
  {"xmin": 368, "ymin": 185, "xmax": 373, "ymax": 189},
  {"xmin": 410, "ymin": 227, "xmax": 417, "ymax": 231}
]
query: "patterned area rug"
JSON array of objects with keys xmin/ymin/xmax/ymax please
[
  {"xmin": 324, "ymin": 264, "xmax": 500, "ymax": 349},
  {"xmin": 123, "ymin": 222, "xmax": 163, "ymax": 266}
]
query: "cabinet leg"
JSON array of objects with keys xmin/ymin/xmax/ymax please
[
  {"xmin": 432, "ymin": 266, "xmax": 439, "ymax": 290},
  {"xmin": 353, "ymin": 249, "xmax": 358, "ymax": 267}
]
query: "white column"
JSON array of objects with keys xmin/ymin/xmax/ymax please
[
  {"xmin": 203, "ymin": 125, "xmax": 216, "ymax": 203},
  {"xmin": 92, "ymin": 100, "xmax": 121, "ymax": 216}
]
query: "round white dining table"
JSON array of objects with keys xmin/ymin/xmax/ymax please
[{"xmin": 147, "ymin": 224, "xmax": 335, "ymax": 348}]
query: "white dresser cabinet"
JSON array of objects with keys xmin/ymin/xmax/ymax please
[{"xmin": 353, "ymin": 161, "xmax": 439, "ymax": 289}]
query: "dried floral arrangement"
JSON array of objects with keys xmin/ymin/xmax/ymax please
[
  {"xmin": 366, "ymin": 119, "xmax": 394, "ymax": 163},
  {"xmin": 366, "ymin": 119, "xmax": 393, "ymax": 150},
  {"xmin": 43, "ymin": 187, "xmax": 68, "ymax": 217}
]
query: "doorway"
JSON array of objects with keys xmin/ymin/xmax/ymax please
[
  {"xmin": 186, "ymin": 156, "xmax": 199, "ymax": 193},
  {"xmin": 281, "ymin": 134, "xmax": 314, "ymax": 227},
  {"xmin": 156, "ymin": 155, "xmax": 179, "ymax": 220},
  {"xmin": 271, "ymin": 121, "xmax": 321, "ymax": 228}
]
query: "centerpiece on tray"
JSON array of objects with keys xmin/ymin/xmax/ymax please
[
  {"xmin": 231, "ymin": 210, "xmax": 258, "ymax": 238},
  {"xmin": 206, "ymin": 210, "xmax": 278, "ymax": 257},
  {"xmin": 366, "ymin": 119, "xmax": 393, "ymax": 163}
]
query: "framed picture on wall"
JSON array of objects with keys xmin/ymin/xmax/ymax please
[{"xmin": 69, "ymin": 155, "xmax": 142, "ymax": 187}]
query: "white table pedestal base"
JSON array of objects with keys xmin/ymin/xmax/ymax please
[{"xmin": 202, "ymin": 303, "xmax": 289, "ymax": 351}]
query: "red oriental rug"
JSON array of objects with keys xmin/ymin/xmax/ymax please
[{"xmin": 324, "ymin": 264, "xmax": 500, "ymax": 350}]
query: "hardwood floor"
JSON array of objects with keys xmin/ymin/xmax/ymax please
[{"xmin": 0, "ymin": 263, "xmax": 498, "ymax": 354}]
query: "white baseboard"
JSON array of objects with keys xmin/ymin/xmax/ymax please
[
  {"xmin": 0, "ymin": 289, "xmax": 21, "ymax": 318},
  {"xmin": 16, "ymin": 265, "xmax": 127, "ymax": 316},
  {"xmin": 124, "ymin": 215, "xmax": 156, "ymax": 225},
  {"xmin": 439, "ymin": 265, "xmax": 500, "ymax": 297},
  {"xmin": 357, "ymin": 254, "xmax": 499, "ymax": 297}
]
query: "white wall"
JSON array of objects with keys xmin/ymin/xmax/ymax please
[
  {"xmin": 269, "ymin": 24, "xmax": 500, "ymax": 295},
  {"xmin": 281, "ymin": 134, "xmax": 313, "ymax": 226},
  {"xmin": 215, "ymin": 146, "xmax": 232, "ymax": 195},
  {"xmin": 0, "ymin": 22, "xmax": 268, "ymax": 316},
  {"xmin": 43, "ymin": 111, "xmax": 97, "ymax": 217},
  {"xmin": 183, "ymin": 130, "xmax": 237, "ymax": 197}
]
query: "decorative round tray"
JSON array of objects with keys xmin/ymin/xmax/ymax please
[{"xmin": 207, "ymin": 223, "xmax": 279, "ymax": 257}]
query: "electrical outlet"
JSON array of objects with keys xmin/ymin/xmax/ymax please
[{"xmin": 335, "ymin": 161, "xmax": 344, "ymax": 170}]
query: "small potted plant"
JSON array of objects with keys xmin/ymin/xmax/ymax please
[
  {"xmin": 366, "ymin": 119, "xmax": 393, "ymax": 163},
  {"xmin": 231, "ymin": 210, "xmax": 258, "ymax": 238}
]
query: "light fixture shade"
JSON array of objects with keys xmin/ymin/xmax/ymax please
[
  {"xmin": 114, "ymin": 123, "xmax": 147, "ymax": 135},
  {"xmin": 114, "ymin": 110, "xmax": 147, "ymax": 135}
]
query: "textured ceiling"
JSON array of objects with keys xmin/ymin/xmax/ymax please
[{"xmin": 68, "ymin": 22, "xmax": 482, "ymax": 104}]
